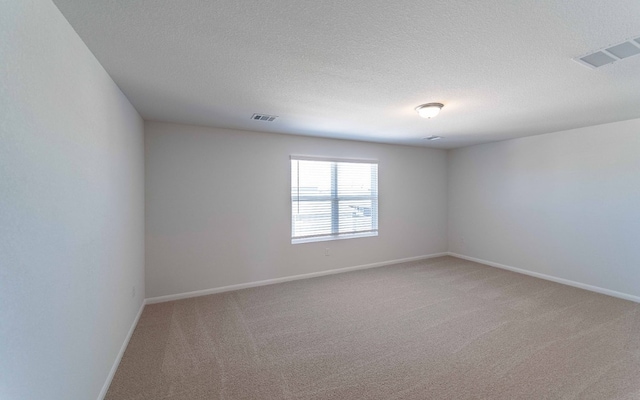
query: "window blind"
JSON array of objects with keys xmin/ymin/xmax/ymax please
[{"xmin": 291, "ymin": 156, "xmax": 378, "ymax": 243}]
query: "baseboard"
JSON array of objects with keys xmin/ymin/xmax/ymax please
[
  {"xmin": 145, "ymin": 252, "xmax": 449, "ymax": 304},
  {"xmin": 448, "ymin": 252, "xmax": 640, "ymax": 304},
  {"xmin": 97, "ymin": 300, "xmax": 146, "ymax": 400}
]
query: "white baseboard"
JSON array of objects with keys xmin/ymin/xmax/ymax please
[
  {"xmin": 98, "ymin": 300, "xmax": 146, "ymax": 400},
  {"xmin": 448, "ymin": 252, "xmax": 640, "ymax": 304},
  {"xmin": 145, "ymin": 252, "xmax": 449, "ymax": 304}
]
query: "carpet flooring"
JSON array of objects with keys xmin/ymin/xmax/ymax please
[{"xmin": 106, "ymin": 256, "xmax": 640, "ymax": 399}]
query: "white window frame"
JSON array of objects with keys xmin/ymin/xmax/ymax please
[{"xmin": 291, "ymin": 155, "xmax": 378, "ymax": 244}]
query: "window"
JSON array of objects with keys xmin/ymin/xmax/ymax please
[{"xmin": 291, "ymin": 156, "xmax": 378, "ymax": 243}]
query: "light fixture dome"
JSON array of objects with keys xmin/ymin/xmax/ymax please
[{"xmin": 415, "ymin": 103, "xmax": 444, "ymax": 119}]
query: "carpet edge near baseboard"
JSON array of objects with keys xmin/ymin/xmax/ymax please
[
  {"xmin": 145, "ymin": 252, "xmax": 450, "ymax": 305},
  {"xmin": 447, "ymin": 252, "xmax": 640, "ymax": 304}
]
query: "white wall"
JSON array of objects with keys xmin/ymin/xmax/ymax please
[
  {"xmin": 448, "ymin": 118, "xmax": 640, "ymax": 299},
  {"xmin": 0, "ymin": 1, "xmax": 145, "ymax": 399},
  {"xmin": 145, "ymin": 122, "xmax": 448, "ymax": 298}
]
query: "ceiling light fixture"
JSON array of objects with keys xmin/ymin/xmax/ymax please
[{"xmin": 415, "ymin": 103, "xmax": 444, "ymax": 119}]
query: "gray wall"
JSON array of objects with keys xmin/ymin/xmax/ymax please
[
  {"xmin": 145, "ymin": 122, "xmax": 448, "ymax": 298},
  {"xmin": 0, "ymin": 1, "xmax": 145, "ymax": 399},
  {"xmin": 448, "ymin": 118, "xmax": 640, "ymax": 299}
]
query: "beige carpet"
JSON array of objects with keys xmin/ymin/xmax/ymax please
[{"xmin": 106, "ymin": 256, "xmax": 640, "ymax": 399}]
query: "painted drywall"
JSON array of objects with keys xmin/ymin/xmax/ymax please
[
  {"xmin": 0, "ymin": 1, "xmax": 145, "ymax": 399},
  {"xmin": 448, "ymin": 118, "xmax": 640, "ymax": 298},
  {"xmin": 145, "ymin": 122, "xmax": 448, "ymax": 298}
]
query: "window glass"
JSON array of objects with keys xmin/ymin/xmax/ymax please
[{"xmin": 291, "ymin": 157, "xmax": 378, "ymax": 243}]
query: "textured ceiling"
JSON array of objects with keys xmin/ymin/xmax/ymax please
[{"xmin": 52, "ymin": 0, "xmax": 640, "ymax": 148}]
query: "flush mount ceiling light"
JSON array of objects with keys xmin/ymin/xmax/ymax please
[{"xmin": 415, "ymin": 103, "xmax": 444, "ymax": 119}]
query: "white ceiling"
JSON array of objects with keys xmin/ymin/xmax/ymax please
[{"xmin": 52, "ymin": 0, "xmax": 640, "ymax": 149}]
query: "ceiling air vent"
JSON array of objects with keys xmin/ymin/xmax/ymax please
[
  {"xmin": 250, "ymin": 113, "xmax": 278, "ymax": 122},
  {"xmin": 423, "ymin": 135, "xmax": 442, "ymax": 141},
  {"xmin": 575, "ymin": 36, "xmax": 640, "ymax": 69}
]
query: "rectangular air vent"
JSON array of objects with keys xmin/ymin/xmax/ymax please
[
  {"xmin": 606, "ymin": 42, "xmax": 640, "ymax": 59},
  {"xmin": 250, "ymin": 113, "xmax": 278, "ymax": 122},
  {"xmin": 575, "ymin": 36, "xmax": 640, "ymax": 69}
]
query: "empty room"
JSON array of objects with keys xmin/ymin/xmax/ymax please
[{"xmin": 2, "ymin": 0, "xmax": 640, "ymax": 399}]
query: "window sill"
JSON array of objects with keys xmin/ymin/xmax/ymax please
[{"xmin": 292, "ymin": 231, "xmax": 378, "ymax": 244}]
